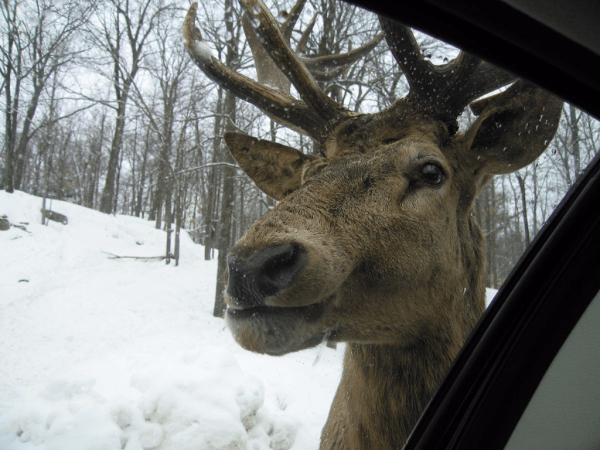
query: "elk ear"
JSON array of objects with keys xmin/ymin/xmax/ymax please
[
  {"xmin": 464, "ymin": 81, "xmax": 563, "ymax": 177},
  {"xmin": 224, "ymin": 132, "xmax": 319, "ymax": 200}
]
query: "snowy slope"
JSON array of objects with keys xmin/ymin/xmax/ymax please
[
  {"xmin": 0, "ymin": 191, "xmax": 498, "ymax": 450},
  {"xmin": 0, "ymin": 191, "xmax": 343, "ymax": 450}
]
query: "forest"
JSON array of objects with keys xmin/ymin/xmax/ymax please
[{"xmin": 2, "ymin": 0, "xmax": 599, "ymax": 308}]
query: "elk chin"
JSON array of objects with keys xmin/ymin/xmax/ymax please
[{"xmin": 225, "ymin": 302, "xmax": 328, "ymax": 355}]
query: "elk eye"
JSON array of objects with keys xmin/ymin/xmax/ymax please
[{"xmin": 420, "ymin": 163, "xmax": 445, "ymax": 185}]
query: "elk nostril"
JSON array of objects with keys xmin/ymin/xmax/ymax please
[
  {"xmin": 257, "ymin": 243, "xmax": 306, "ymax": 296},
  {"xmin": 226, "ymin": 243, "xmax": 307, "ymax": 306},
  {"xmin": 259, "ymin": 243, "xmax": 306, "ymax": 295},
  {"xmin": 263, "ymin": 244, "xmax": 299, "ymax": 277}
]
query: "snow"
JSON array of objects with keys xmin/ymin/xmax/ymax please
[
  {"xmin": 0, "ymin": 191, "xmax": 343, "ymax": 450},
  {"xmin": 486, "ymin": 288, "xmax": 498, "ymax": 307},
  {"xmin": 0, "ymin": 191, "xmax": 499, "ymax": 450},
  {"xmin": 192, "ymin": 42, "xmax": 213, "ymax": 62}
]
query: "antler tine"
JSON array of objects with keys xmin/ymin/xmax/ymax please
[
  {"xmin": 241, "ymin": 0, "xmax": 354, "ymax": 127},
  {"xmin": 241, "ymin": 14, "xmax": 291, "ymax": 96},
  {"xmin": 280, "ymin": 0, "xmax": 307, "ymax": 42},
  {"xmin": 379, "ymin": 16, "xmax": 516, "ymax": 130},
  {"xmin": 183, "ymin": 3, "xmax": 323, "ymax": 138},
  {"xmin": 296, "ymin": 9, "xmax": 321, "ymax": 54},
  {"xmin": 302, "ymin": 33, "xmax": 384, "ymax": 76}
]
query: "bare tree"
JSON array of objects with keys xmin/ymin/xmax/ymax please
[
  {"xmin": 88, "ymin": 0, "xmax": 171, "ymax": 213},
  {"xmin": 212, "ymin": 0, "xmax": 243, "ymax": 316},
  {"xmin": 1, "ymin": 0, "xmax": 94, "ymax": 192},
  {"xmin": 130, "ymin": 7, "xmax": 194, "ymax": 229}
]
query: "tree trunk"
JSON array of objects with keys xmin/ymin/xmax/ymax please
[
  {"xmin": 238, "ymin": 179, "xmax": 245, "ymax": 241},
  {"xmin": 13, "ymin": 79, "xmax": 45, "ymax": 190},
  {"xmin": 516, "ymin": 173, "xmax": 531, "ymax": 246},
  {"xmin": 213, "ymin": 89, "xmax": 237, "ymax": 318},
  {"xmin": 175, "ymin": 186, "xmax": 182, "ymax": 267},
  {"xmin": 114, "ymin": 141, "xmax": 125, "ymax": 214},
  {"xmin": 135, "ymin": 124, "xmax": 151, "ymax": 217},
  {"xmin": 489, "ymin": 178, "xmax": 498, "ymax": 287},
  {"xmin": 165, "ymin": 189, "xmax": 172, "ymax": 264},
  {"xmin": 2, "ymin": 2, "xmax": 19, "ymax": 193},
  {"xmin": 570, "ymin": 104, "xmax": 581, "ymax": 180},
  {"xmin": 213, "ymin": 0, "xmax": 240, "ymax": 317},
  {"xmin": 532, "ymin": 164, "xmax": 539, "ymax": 235},
  {"xmin": 100, "ymin": 85, "xmax": 131, "ymax": 214},
  {"xmin": 204, "ymin": 87, "xmax": 224, "ymax": 260},
  {"xmin": 3, "ymin": 52, "xmax": 18, "ymax": 193}
]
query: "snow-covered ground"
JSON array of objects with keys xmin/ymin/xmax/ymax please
[{"xmin": 0, "ymin": 191, "xmax": 498, "ymax": 450}]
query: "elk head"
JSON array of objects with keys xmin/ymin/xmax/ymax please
[{"xmin": 183, "ymin": 1, "xmax": 562, "ymax": 360}]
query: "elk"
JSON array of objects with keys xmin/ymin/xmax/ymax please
[{"xmin": 183, "ymin": 1, "xmax": 563, "ymax": 448}]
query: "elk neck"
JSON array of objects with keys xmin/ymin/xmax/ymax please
[
  {"xmin": 322, "ymin": 319, "xmax": 469, "ymax": 449},
  {"xmin": 320, "ymin": 211, "xmax": 487, "ymax": 450}
]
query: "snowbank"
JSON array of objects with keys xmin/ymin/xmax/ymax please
[
  {"xmin": 0, "ymin": 191, "xmax": 342, "ymax": 450},
  {"xmin": 0, "ymin": 345, "xmax": 308, "ymax": 450}
]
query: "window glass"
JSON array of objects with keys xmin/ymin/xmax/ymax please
[{"xmin": 504, "ymin": 289, "xmax": 600, "ymax": 450}]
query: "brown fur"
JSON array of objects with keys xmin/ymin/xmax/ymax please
[{"xmin": 222, "ymin": 90, "xmax": 562, "ymax": 449}]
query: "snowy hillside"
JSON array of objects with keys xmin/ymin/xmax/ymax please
[
  {"xmin": 0, "ymin": 191, "xmax": 498, "ymax": 450},
  {"xmin": 0, "ymin": 191, "xmax": 344, "ymax": 450}
]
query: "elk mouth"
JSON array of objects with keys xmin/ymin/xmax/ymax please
[
  {"xmin": 225, "ymin": 301, "xmax": 328, "ymax": 355},
  {"xmin": 224, "ymin": 242, "xmax": 339, "ymax": 355},
  {"xmin": 226, "ymin": 302, "xmax": 320, "ymax": 318}
]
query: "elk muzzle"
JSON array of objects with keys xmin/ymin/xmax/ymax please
[{"xmin": 223, "ymin": 242, "xmax": 336, "ymax": 355}]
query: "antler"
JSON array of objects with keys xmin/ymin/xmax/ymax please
[
  {"xmin": 184, "ymin": 1, "xmax": 516, "ymax": 139},
  {"xmin": 183, "ymin": 3, "xmax": 323, "ymax": 137},
  {"xmin": 241, "ymin": 0, "xmax": 348, "ymax": 121},
  {"xmin": 302, "ymin": 33, "xmax": 384, "ymax": 81},
  {"xmin": 184, "ymin": 0, "xmax": 383, "ymax": 139},
  {"xmin": 242, "ymin": 2, "xmax": 383, "ymax": 96},
  {"xmin": 379, "ymin": 17, "xmax": 516, "ymax": 133}
]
